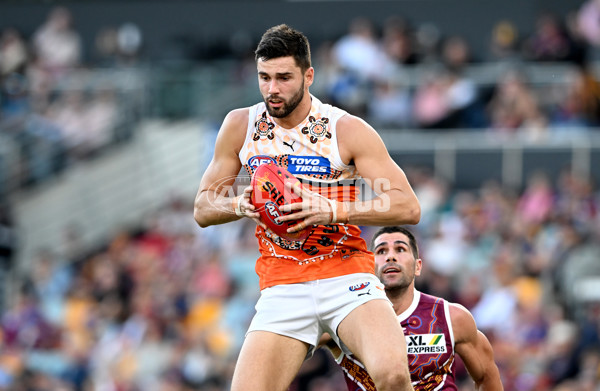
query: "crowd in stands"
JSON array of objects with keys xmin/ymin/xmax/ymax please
[
  {"xmin": 2, "ymin": 1, "xmax": 600, "ymax": 390},
  {"xmin": 0, "ymin": 6, "xmax": 142, "ymax": 196},
  {"xmin": 308, "ymin": 8, "xmax": 600, "ymax": 134}
]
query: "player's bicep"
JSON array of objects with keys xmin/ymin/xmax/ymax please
[
  {"xmin": 197, "ymin": 109, "xmax": 247, "ymax": 195},
  {"xmin": 455, "ymin": 330, "xmax": 493, "ymax": 383},
  {"xmin": 452, "ymin": 304, "xmax": 501, "ymax": 388},
  {"xmin": 346, "ymin": 120, "xmax": 408, "ymax": 191}
]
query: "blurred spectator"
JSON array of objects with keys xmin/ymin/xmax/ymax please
[
  {"xmin": 84, "ymin": 88, "xmax": 119, "ymax": 154},
  {"xmin": 25, "ymin": 248, "xmax": 72, "ymax": 325},
  {"xmin": 444, "ymin": 67, "xmax": 482, "ymax": 128},
  {"xmin": 18, "ymin": 95, "xmax": 67, "ymax": 185},
  {"xmin": 488, "ymin": 20, "xmax": 521, "ymax": 62},
  {"xmin": 471, "ymin": 247, "xmax": 519, "ymax": 339},
  {"xmin": 32, "ymin": 6, "xmax": 82, "ymax": 78},
  {"xmin": 94, "ymin": 26, "xmax": 120, "ymax": 66},
  {"xmin": 577, "ymin": 0, "xmax": 600, "ymax": 48},
  {"xmin": 517, "ymin": 171, "xmax": 554, "ymax": 225},
  {"xmin": 414, "ymin": 23, "xmax": 441, "ymax": 64},
  {"xmin": 48, "ymin": 91, "xmax": 86, "ymax": 157},
  {"xmin": 117, "ymin": 23, "xmax": 143, "ymax": 65},
  {"xmin": 412, "ymin": 66, "xmax": 481, "ymax": 129},
  {"xmin": 441, "ymin": 34, "xmax": 473, "ymax": 71},
  {"xmin": 0, "ymin": 200, "xmax": 16, "ymax": 268},
  {"xmin": 521, "ymin": 13, "xmax": 577, "ymax": 63},
  {"xmin": 487, "ymin": 69, "xmax": 546, "ymax": 135},
  {"xmin": 381, "ymin": 16, "xmax": 419, "ymax": 65},
  {"xmin": 1, "ymin": 72, "xmax": 29, "ymax": 118},
  {"xmin": 0, "ymin": 200, "xmax": 16, "ymax": 313},
  {"xmin": 412, "ymin": 67, "xmax": 452, "ymax": 128},
  {"xmin": 367, "ymin": 77, "xmax": 413, "ymax": 128},
  {"xmin": 329, "ymin": 17, "xmax": 387, "ymax": 115},
  {"xmin": 0, "ymin": 28, "xmax": 28, "ymax": 78},
  {"xmin": 2, "ymin": 289, "xmax": 60, "ymax": 350},
  {"xmin": 93, "ymin": 23, "xmax": 143, "ymax": 67},
  {"xmin": 332, "ymin": 17, "xmax": 386, "ymax": 81},
  {"xmin": 551, "ymin": 65, "xmax": 600, "ymax": 127}
]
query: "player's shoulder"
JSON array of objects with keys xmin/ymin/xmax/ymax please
[
  {"xmin": 336, "ymin": 111, "xmax": 370, "ymax": 129},
  {"xmin": 448, "ymin": 302, "xmax": 474, "ymax": 321},
  {"xmin": 223, "ymin": 107, "xmax": 250, "ymax": 127},
  {"xmin": 215, "ymin": 108, "xmax": 251, "ymax": 154},
  {"xmin": 219, "ymin": 107, "xmax": 250, "ymax": 139},
  {"xmin": 448, "ymin": 301, "xmax": 478, "ymax": 340},
  {"xmin": 335, "ymin": 112, "xmax": 379, "ymax": 144}
]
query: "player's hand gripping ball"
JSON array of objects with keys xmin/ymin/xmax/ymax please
[{"xmin": 251, "ymin": 163, "xmax": 310, "ymax": 242}]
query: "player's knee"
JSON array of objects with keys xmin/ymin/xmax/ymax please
[{"xmin": 370, "ymin": 366, "xmax": 411, "ymax": 391}]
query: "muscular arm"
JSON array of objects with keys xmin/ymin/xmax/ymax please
[
  {"xmin": 450, "ymin": 303, "xmax": 503, "ymax": 390},
  {"xmin": 194, "ymin": 108, "xmax": 259, "ymax": 227},
  {"xmin": 338, "ymin": 114, "xmax": 420, "ymax": 226}
]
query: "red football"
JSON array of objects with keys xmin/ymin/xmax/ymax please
[{"xmin": 250, "ymin": 162, "xmax": 310, "ymax": 242}]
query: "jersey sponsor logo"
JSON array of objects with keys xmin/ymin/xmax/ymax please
[
  {"xmin": 287, "ymin": 155, "xmax": 331, "ymax": 174},
  {"xmin": 349, "ymin": 281, "xmax": 370, "ymax": 292},
  {"xmin": 405, "ymin": 333, "xmax": 447, "ymax": 354},
  {"xmin": 248, "ymin": 155, "xmax": 277, "ymax": 170}
]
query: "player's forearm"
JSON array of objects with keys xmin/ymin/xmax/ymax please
[
  {"xmin": 346, "ymin": 189, "xmax": 421, "ymax": 226},
  {"xmin": 474, "ymin": 371, "xmax": 504, "ymax": 391},
  {"xmin": 194, "ymin": 192, "xmax": 241, "ymax": 227}
]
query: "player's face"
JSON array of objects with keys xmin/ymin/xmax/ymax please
[
  {"xmin": 373, "ymin": 232, "xmax": 421, "ymax": 292},
  {"xmin": 257, "ymin": 56, "xmax": 312, "ymax": 118}
]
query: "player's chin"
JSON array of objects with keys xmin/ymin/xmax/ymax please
[
  {"xmin": 268, "ymin": 106, "xmax": 286, "ymax": 117},
  {"xmin": 380, "ymin": 274, "xmax": 403, "ymax": 287}
]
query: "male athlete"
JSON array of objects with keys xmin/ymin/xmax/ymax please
[
  {"xmin": 194, "ymin": 24, "xmax": 420, "ymax": 391},
  {"xmin": 325, "ymin": 226, "xmax": 503, "ymax": 390}
]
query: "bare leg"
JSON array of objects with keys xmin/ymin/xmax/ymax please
[
  {"xmin": 338, "ymin": 299, "xmax": 414, "ymax": 391},
  {"xmin": 231, "ymin": 331, "xmax": 310, "ymax": 391}
]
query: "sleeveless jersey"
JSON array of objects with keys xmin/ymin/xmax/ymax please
[
  {"xmin": 239, "ymin": 95, "xmax": 374, "ymax": 290},
  {"xmin": 339, "ymin": 290, "xmax": 457, "ymax": 391}
]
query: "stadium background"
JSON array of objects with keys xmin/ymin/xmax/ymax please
[{"xmin": 1, "ymin": 0, "xmax": 600, "ymax": 390}]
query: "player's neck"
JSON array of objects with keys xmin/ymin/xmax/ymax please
[
  {"xmin": 272, "ymin": 93, "xmax": 312, "ymax": 129},
  {"xmin": 386, "ymin": 285, "xmax": 416, "ymax": 316}
]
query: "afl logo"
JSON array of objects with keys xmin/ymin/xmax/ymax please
[
  {"xmin": 349, "ymin": 282, "xmax": 370, "ymax": 292},
  {"xmin": 265, "ymin": 201, "xmax": 283, "ymax": 225},
  {"xmin": 248, "ymin": 155, "xmax": 276, "ymax": 169}
]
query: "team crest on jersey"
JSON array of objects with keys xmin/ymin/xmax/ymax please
[
  {"xmin": 253, "ymin": 112, "xmax": 275, "ymax": 141},
  {"xmin": 301, "ymin": 116, "xmax": 331, "ymax": 144},
  {"xmin": 405, "ymin": 333, "xmax": 447, "ymax": 354},
  {"xmin": 349, "ymin": 281, "xmax": 370, "ymax": 291}
]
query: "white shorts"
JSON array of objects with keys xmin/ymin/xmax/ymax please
[{"xmin": 247, "ymin": 273, "xmax": 390, "ymax": 356}]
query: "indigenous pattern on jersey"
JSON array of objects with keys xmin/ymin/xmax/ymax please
[
  {"xmin": 239, "ymin": 95, "xmax": 374, "ymax": 290},
  {"xmin": 339, "ymin": 291, "xmax": 457, "ymax": 391}
]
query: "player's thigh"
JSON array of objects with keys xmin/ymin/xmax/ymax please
[
  {"xmin": 231, "ymin": 330, "xmax": 310, "ymax": 391},
  {"xmin": 337, "ymin": 299, "xmax": 408, "ymax": 370}
]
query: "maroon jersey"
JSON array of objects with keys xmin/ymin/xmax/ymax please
[{"xmin": 339, "ymin": 290, "xmax": 457, "ymax": 390}]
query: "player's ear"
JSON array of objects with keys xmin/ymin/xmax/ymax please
[
  {"xmin": 415, "ymin": 258, "xmax": 422, "ymax": 276},
  {"xmin": 304, "ymin": 67, "xmax": 314, "ymax": 87}
]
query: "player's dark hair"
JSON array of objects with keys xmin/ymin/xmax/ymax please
[
  {"xmin": 371, "ymin": 226, "xmax": 419, "ymax": 259},
  {"xmin": 255, "ymin": 24, "xmax": 312, "ymax": 72}
]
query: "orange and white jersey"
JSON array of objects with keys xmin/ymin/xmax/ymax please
[{"xmin": 239, "ymin": 95, "xmax": 375, "ymax": 290}]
